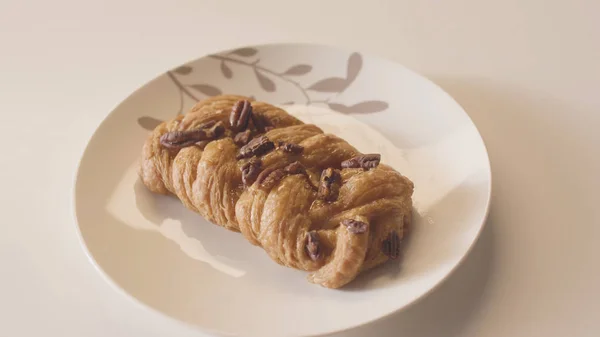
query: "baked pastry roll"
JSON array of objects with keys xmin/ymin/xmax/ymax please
[{"xmin": 139, "ymin": 95, "xmax": 414, "ymax": 288}]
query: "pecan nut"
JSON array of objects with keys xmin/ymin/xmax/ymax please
[
  {"xmin": 284, "ymin": 161, "xmax": 306, "ymax": 175},
  {"xmin": 236, "ymin": 135, "xmax": 275, "ymax": 159},
  {"xmin": 341, "ymin": 219, "xmax": 368, "ymax": 234},
  {"xmin": 306, "ymin": 231, "xmax": 321, "ymax": 261},
  {"xmin": 233, "ymin": 129, "xmax": 252, "ymax": 146},
  {"xmin": 278, "ymin": 141, "xmax": 304, "ymax": 154},
  {"xmin": 250, "ymin": 113, "xmax": 267, "ymax": 133},
  {"xmin": 240, "ymin": 158, "xmax": 262, "ymax": 187},
  {"xmin": 341, "ymin": 154, "xmax": 381, "ymax": 170},
  {"xmin": 255, "ymin": 167, "xmax": 286, "ymax": 189},
  {"xmin": 160, "ymin": 121, "xmax": 225, "ymax": 149},
  {"xmin": 317, "ymin": 168, "xmax": 342, "ymax": 202},
  {"xmin": 230, "ymin": 100, "xmax": 253, "ymax": 132},
  {"xmin": 382, "ymin": 231, "xmax": 401, "ymax": 259}
]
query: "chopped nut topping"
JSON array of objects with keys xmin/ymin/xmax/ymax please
[
  {"xmin": 284, "ymin": 161, "xmax": 306, "ymax": 175},
  {"xmin": 255, "ymin": 167, "xmax": 286, "ymax": 189},
  {"xmin": 341, "ymin": 154, "xmax": 381, "ymax": 170},
  {"xmin": 278, "ymin": 141, "xmax": 304, "ymax": 154},
  {"xmin": 230, "ymin": 100, "xmax": 253, "ymax": 132},
  {"xmin": 250, "ymin": 113, "xmax": 266, "ymax": 133},
  {"xmin": 233, "ymin": 129, "xmax": 252, "ymax": 146},
  {"xmin": 382, "ymin": 231, "xmax": 401, "ymax": 259},
  {"xmin": 306, "ymin": 231, "xmax": 321, "ymax": 261},
  {"xmin": 237, "ymin": 135, "xmax": 275, "ymax": 159},
  {"xmin": 317, "ymin": 168, "xmax": 342, "ymax": 202},
  {"xmin": 240, "ymin": 158, "xmax": 262, "ymax": 187},
  {"xmin": 341, "ymin": 219, "xmax": 368, "ymax": 234},
  {"xmin": 160, "ymin": 121, "xmax": 225, "ymax": 149}
]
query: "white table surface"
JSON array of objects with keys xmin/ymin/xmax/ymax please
[{"xmin": 1, "ymin": 0, "xmax": 599, "ymax": 336}]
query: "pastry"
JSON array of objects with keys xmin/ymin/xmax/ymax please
[{"xmin": 139, "ymin": 95, "xmax": 414, "ymax": 288}]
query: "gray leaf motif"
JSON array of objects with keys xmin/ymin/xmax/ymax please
[
  {"xmin": 189, "ymin": 84, "xmax": 222, "ymax": 96},
  {"xmin": 328, "ymin": 101, "xmax": 389, "ymax": 114},
  {"xmin": 254, "ymin": 69, "xmax": 276, "ymax": 92},
  {"xmin": 173, "ymin": 66, "xmax": 192, "ymax": 75},
  {"xmin": 307, "ymin": 77, "xmax": 347, "ymax": 92},
  {"xmin": 138, "ymin": 116, "xmax": 163, "ymax": 130},
  {"xmin": 346, "ymin": 53, "xmax": 362, "ymax": 83},
  {"xmin": 282, "ymin": 64, "xmax": 312, "ymax": 76},
  {"xmin": 231, "ymin": 47, "xmax": 258, "ymax": 57},
  {"xmin": 220, "ymin": 61, "xmax": 233, "ymax": 79}
]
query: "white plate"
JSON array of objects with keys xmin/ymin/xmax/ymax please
[{"xmin": 74, "ymin": 43, "xmax": 491, "ymax": 337}]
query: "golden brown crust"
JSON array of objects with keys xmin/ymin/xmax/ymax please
[{"xmin": 139, "ymin": 95, "xmax": 414, "ymax": 288}]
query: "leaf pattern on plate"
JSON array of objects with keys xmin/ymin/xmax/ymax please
[
  {"xmin": 189, "ymin": 84, "xmax": 223, "ymax": 96},
  {"xmin": 173, "ymin": 66, "xmax": 192, "ymax": 75},
  {"xmin": 220, "ymin": 61, "xmax": 233, "ymax": 79},
  {"xmin": 307, "ymin": 77, "xmax": 348, "ymax": 92},
  {"xmin": 282, "ymin": 64, "xmax": 312, "ymax": 76},
  {"xmin": 328, "ymin": 101, "xmax": 389, "ymax": 114},
  {"xmin": 254, "ymin": 69, "xmax": 276, "ymax": 92},
  {"xmin": 231, "ymin": 47, "xmax": 258, "ymax": 57},
  {"xmin": 327, "ymin": 103, "xmax": 351, "ymax": 113},
  {"xmin": 346, "ymin": 53, "xmax": 362, "ymax": 83},
  {"xmin": 138, "ymin": 116, "xmax": 163, "ymax": 130},
  {"xmin": 153, "ymin": 49, "xmax": 389, "ymax": 132}
]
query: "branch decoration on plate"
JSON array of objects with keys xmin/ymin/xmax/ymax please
[{"xmin": 138, "ymin": 48, "xmax": 389, "ymax": 130}]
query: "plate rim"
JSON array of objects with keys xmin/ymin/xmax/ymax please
[{"xmin": 71, "ymin": 41, "xmax": 493, "ymax": 337}]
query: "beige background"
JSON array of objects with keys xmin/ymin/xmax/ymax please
[{"xmin": 1, "ymin": 0, "xmax": 598, "ymax": 336}]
